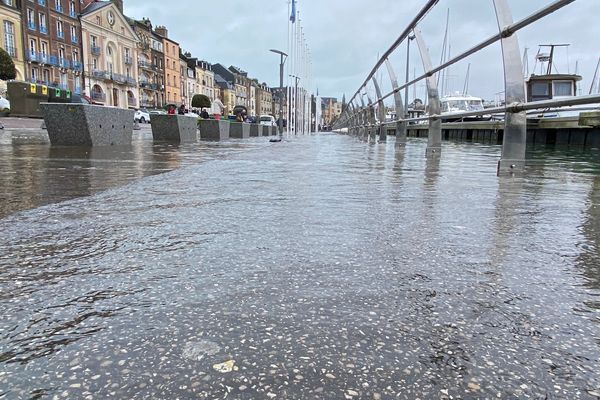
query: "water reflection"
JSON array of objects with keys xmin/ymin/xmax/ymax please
[
  {"xmin": 578, "ymin": 176, "xmax": 600, "ymax": 291},
  {"xmin": 0, "ymin": 137, "xmax": 268, "ymax": 219}
]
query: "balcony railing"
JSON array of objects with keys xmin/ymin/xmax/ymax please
[
  {"xmin": 91, "ymin": 46, "xmax": 101, "ymax": 55},
  {"xmin": 28, "ymin": 21, "xmax": 36, "ymax": 30},
  {"xmin": 58, "ymin": 58, "xmax": 70, "ymax": 68},
  {"xmin": 127, "ymin": 97, "xmax": 137, "ymax": 106},
  {"xmin": 112, "ymin": 73, "xmax": 125, "ymax": 83},
  {"xmin": 91, "ymin": 69, "xmax": 110, "ymax": 80},
  {"xmin": 48, "ymin": 55, "xmax": 59, "ymax": 66},
  {"xmin": 126, "ymin": 77, "xmax": 136, "ymax": 86},
  {"xmin": 91, "ymin": 92, "xmax": 106, "ymax": 102},
  {"xmin": 38, "ymin": 0, "xmax": 46, "ymax": 5},
  {"xmin": 71, "ymin": 61, "xmax": 83, "ymax": 71},
  {"xmin": 28, "ymin": 78, "xmax": 50, "ymax": 86},
  {"xmin": 71, "ymin": 35, "xmax": 78, "ymax": 44},
  {"xmin": 55, "ymin": 4, "xmax": 63, "ymax": 13},
  {"xmin": 138, "ymin": 60, "xmax": 154, "ymax": 70},
  {"xmin": 57, "ymin": 31, "xmax": 64, "ymax": 39},
  {"xmin": 140, "ymin": 99, "xmax": 156, "ymax": 107},
  {"xmin": 40, "ymin": 25, "xmax": 48, "ymax": 34},
  {"xmin": 69, "ymin": 9, "xmax": 76, "ymax": 18},
  {"xmin": 140, "ymin": 81, "xmax": 159, "ymax": 91},
  {"xmin": 124, "ymin": 56, "xmax": 132, "ymax": 65}
]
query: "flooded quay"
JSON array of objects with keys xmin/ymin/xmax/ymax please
[{"xmin": 1, "ymin": 134, "xmax": 600, "ymax": 399}]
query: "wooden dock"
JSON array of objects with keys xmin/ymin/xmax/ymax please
[{"xmin": 385, "ymin": 114, "xmax": 600, "ymax": 148}]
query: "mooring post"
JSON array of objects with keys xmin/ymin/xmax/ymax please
[
  {"xmin": 372, "ymin": 77, "xmax": 387, "ymax": 142},
  {"xmin": 414, "ymin": 28, "xmax": 442, "ymax": 157},
  {"xmin": 359, "ymin": 94, "xmax": 368, "ymax": 140},
  {"xmin": 493, "ymin": 0, "xmax": 527, "ymax": 175},
  {"xmin": 385, "ymin": 59, "xmax": 407, "ymax": 146},
  {"xmin": 366, "ymin": 93, "xmax": 377, "ymax": 142}
]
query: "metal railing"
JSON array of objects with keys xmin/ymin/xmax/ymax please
[
  {"xmin": 91, "ymin": 46, "xmax": 101, "ymax": 56},
  {"xmin": 333, "ymin": 0, "xmax": 599, "ymax": 175}
]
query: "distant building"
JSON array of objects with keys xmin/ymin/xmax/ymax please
[
  {"xmin": 21, "ymin": 0, "xmax": 84, "ymax": 92},
  {"xmin": 128, "ymin": 17, "xmax": 165, "ymax": 109},
  {"xmin": 256, "ymin": 82, "xmax": 273, "ymax": 116},
  {"xmin": 214, "ymin": 73, "xmax": 234, "ymax": 116},
  {"xmin": 155, "ymin": 25, "xmax": 180, "ymax": 105},
  {"xmin": 0, "ymin": 0, "xmax": 25, "ymax": 91},
  {"xmin": 80, "ymin": 1, "xmax": 139, "ymax": 108}
]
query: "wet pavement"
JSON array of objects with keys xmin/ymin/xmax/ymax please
[{"xmin": 1, "ymin": 134, "xmax": 600, "ymax": 399}]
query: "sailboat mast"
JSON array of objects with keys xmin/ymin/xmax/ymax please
[
  {"xmin": 463, "ymin": 63, "xmax": 471, "ymax": 96},
  {"xmin": 590, "ymin": 57, "xmax": 600, "ymax": 95}
]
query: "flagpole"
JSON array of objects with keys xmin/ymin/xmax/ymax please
[{"xmin": 286, "ymin": 0, "xmax": 291, "ymax": 137}]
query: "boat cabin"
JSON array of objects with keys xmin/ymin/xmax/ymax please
[{"xmin": 526, "ymin": 74, "xmax": 581, "ymax": 102}]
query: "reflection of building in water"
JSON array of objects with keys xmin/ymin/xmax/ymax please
[
  {"xmin": 577, "ymin": 176, "xmax": 600, "ymax": 290},
  {"xmin": 0, "ymin": 146, "xmax": 53, "ymax": 217},
  {"xmin": 0, "ymin": 141, "xmax": 187, "ymax": 219}
]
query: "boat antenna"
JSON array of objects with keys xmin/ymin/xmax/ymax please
[{"xmin": 539, "ymin": 44, "xmax": 570, "ymax": 75}]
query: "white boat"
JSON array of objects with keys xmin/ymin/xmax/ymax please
[{"xmin": 440, "ymin": 93, "xmax": 489, "ymax": 122}]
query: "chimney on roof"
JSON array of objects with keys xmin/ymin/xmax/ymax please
[
  {"xmin": 81, "ymin": 0, "xmax": 96, "ymax": 9},
  {"xmin": 155, "ymin": 26, "xmax": 168, "ymax": 38},
  {"xmin": 111, "ymin": 0, "xmax": 123, "ymax": 13}
]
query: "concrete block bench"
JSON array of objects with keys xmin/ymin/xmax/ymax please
[
  {"xmin": 199, "ymin": 120, "xmax": 230, "ymax": 141},
  {"xmin": 151, "ymin": 114, "xmax": 198, "ymax": 143},
  {"xmin": 40, "ymin": 103, "xmax": 133, "ymax": 146}
]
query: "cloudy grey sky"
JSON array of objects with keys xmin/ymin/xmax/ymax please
[{"xmin": 123, "ymin": 0, "xmax": 599, "ymax": 103}]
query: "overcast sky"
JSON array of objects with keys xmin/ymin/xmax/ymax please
[{"xmin": 123, "ymin": 0, "xmax": 599, "ymax": 103}]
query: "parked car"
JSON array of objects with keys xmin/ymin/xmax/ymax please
[
  {"xmin": 134, "ymin": 109, "xmax": 151, "ymax": 123},
  {"xmin": 259, "ymin": 115, "xmax": 276, "ymax": 126},
  {"xmin": 0, "ymin": 95, "xmax": 11, "ymax": 110},
  {"xmin": 70, "ymin": 94, "xmax": 97, "ymax": 105}
]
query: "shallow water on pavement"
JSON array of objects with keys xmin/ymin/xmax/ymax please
[
  {"xmin": 0, "ymin": 130, "xmax": 269, "ymax": 219},
  {"xmin": 1, "ymin": 134, "xmax": 600, "ymax": 399}
]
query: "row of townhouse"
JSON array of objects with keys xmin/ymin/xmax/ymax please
[
  {"xmin": 211, "ymin": 63, "xmax": 274, "ymax": 117},
  {"xmin": 0, "ymin": 0, "xmax": 277, "ymax": 115}
]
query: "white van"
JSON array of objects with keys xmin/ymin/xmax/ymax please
[{"xmin": 259, "ymin": 115, "xmax": 276, "ymax": 126}]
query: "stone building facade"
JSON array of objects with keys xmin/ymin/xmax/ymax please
[
  {"xmin": 80, "ymin": 1, "xmax": 138, "ymax": 108},
  {"xmin": 21, "ymin": 0, "xmax": 84, "ymax": 92},
  {"xmin": 0, "ymin": 0, "xmax": 25, "ymax": 92}
]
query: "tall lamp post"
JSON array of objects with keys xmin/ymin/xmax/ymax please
[{"xmin": 270, "ymin": 49, "xmax": 288, "ymax": 137}]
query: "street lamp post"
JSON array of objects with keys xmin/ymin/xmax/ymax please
[{"xmin": 270, "ymin": 49, "xmax": 288, "ymax": 137}]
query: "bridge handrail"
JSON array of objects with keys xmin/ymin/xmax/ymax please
[{"xmin": 361, "ymin": 0, "xmax": 576, "ymax": 109}]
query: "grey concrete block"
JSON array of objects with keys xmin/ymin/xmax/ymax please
[
  {"xmin": 150, "ymin": 114, "xmax": 198, "ymax": 143},
  {"xmin": 199, "ymin": 119, "xmax": 230, "ymax": 141},
  {"xmin": 249, "ymin": 124, "xmax": 260, "ymax": 137},
  {"xmin": 40, "ymin": 103, "xmax": 133, "ymax": 146},
  {"xmin": 230, "ymin": 122, "xmax": 251, "ymax": 139},
  {"xmin": 260, "ymin": 125, "xmax": 268, "ymax": 136}
]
